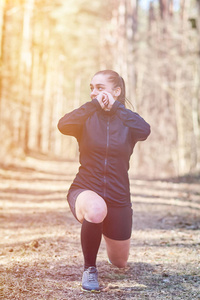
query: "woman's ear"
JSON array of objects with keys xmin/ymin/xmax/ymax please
[{"xmin": 114, "ymin": 87, "xmax": 121, "ymax": 97}]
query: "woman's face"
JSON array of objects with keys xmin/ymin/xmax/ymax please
[{"xmin": 90, "ymin": 74, "xmax": 116, "ymax": 100}]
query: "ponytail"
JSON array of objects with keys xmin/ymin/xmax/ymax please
[{"xmin": 117, "ymin": 76, "xmax": 125, "ymax": 105}]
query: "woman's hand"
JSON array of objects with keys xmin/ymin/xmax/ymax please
[
  {"xmin": 102, "ymin": 92, "xmax": 115, "ymax": 111},
  {"xmin": 96, "ymin": 92, "xmax": 115, "ymax": 111},
  {"xmin": 96, "ymin": 93, "xmax": 109, "ymax": 110}
]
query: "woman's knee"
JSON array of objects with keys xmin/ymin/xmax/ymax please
[
  {"xmin": 104, "ymin": 236, "xmax": 130, "ymax": 268},
  {"xmin": 85, "ymin": 200, "xmax": 107, "ymax": 223},
  {"xmin": 110, "ymin": 258, "xmax": 128, "ymax": 268},
  {"xmin": 76, "ymin": 191, "xmax": 107, "ymax": 223}
]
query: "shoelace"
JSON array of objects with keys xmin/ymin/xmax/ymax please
[{"xmin": 88, "ymin": 271, "xmax": 97, "ymax": 282}]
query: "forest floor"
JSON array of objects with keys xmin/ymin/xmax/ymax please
[{"xmin": 0, "ymin": 157, "xmax": 200, "ymax": 300}]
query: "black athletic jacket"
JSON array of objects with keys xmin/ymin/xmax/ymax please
[{"xmin": 58, "ymin": 99, "xmax": 150, "ymax": 207}]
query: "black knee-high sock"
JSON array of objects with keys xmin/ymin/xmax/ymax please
[{"xmin": 81, "ymin": 219, "xmax": 103, "ymax": 270}]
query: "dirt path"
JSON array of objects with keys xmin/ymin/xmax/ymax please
[{"xmin": 0, "ymin": 157, "xmax": 200, "ymax": 299}]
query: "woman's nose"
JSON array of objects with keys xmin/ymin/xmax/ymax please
[{"xmin": 91, "ymin": 88, "xmax": 98, "ymax": 97}]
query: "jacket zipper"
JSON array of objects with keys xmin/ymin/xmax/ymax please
[{"xmin": 103, "ymin": 116, "xmax": 110, "ymax": 198}]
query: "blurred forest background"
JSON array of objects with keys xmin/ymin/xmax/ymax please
[{"xmin": 0, "ymin": 0, "xmax": 199, "ymax": 178}]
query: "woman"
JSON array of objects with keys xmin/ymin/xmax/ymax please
[{"xmin": 57, "ymin": 70, "xmax": 150, "ymax": 292}]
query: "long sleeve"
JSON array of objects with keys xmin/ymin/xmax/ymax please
[
  {"xmin": 57, "ymin": 99, "xmax": 101, "ymax": 140},
  {"xmin": 112, "ymin": 101, "xmax": 151, "ymax": 142}
]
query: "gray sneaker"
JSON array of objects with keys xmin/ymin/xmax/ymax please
[{"xmin": 81, "ymin": 266, "xmax": 100, "ymax": 292}]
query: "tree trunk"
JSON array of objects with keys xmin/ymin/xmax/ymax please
[
  {"xmin": 149, "ymin": 1, "xmax": 156, "ymax": 30},
  {"xmin": 159, "ymin": 0, "xmax": 168, "ymax": 20},
  {"xmin": 0, "ymin": 0, "xmax": 6, "ymax": 138},
  {"xmin": 131, "ymin": 0, "xmax": 138, "ymax": 34},
  {"xmin": 168, "ymin": 0, "xmax": 173, "ymax": 17},
  {"xmin": 180, "ymin": 0, "xmax": 185, "ymax": 20},
  {"xmin": 18, "ymin": 0, "xmax": 34, "ymax": 154}
]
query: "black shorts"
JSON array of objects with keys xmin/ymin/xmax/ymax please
[{"xmin": 67, "ymin": 188, "xmax": 133, "ymax": 241}]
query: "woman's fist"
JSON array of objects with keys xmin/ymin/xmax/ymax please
[
  {"xmin": 96, "ymin": 93, "xmax": 109, "ymax": 110},
  {"xmin": 96, "ymin": 92, "xmax": 115, "ymax": 111}
]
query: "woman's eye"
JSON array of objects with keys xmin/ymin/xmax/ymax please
[{"xmin": 98, "ymin": 87, "xmax": 103, "ymax": 91}]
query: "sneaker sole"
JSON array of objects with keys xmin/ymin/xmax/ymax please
[{"xmin": 81, "ymin": 287, "xmax": 100, "ymax": 293}]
